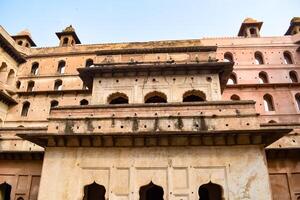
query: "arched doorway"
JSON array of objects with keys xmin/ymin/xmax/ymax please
[
  {"xmin": 198, "ymin": 181, "xmax": 223, "ymax": 200},
  {"xmin": 0, "ymin": 182, "xmax": 12, "ymax": 200},
  {"xmin": 139, "ymin": 181, "xmax": 164, "ymax": 200},
  {"xmin": 83, "ymin": 182, "xmax": 106, "ymax": 200}
]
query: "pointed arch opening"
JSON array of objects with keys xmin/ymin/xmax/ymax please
[
  {"xmin": 144, "ymin": 91, "xmax": 167, "ymax": 103},
  {"xmin": 289, "ymin": 71, "xmax": 298, "ymax": 83},
  {"xmin": 230, "ymin": 94, "xmax": 240, "ymax": 101},
  {"xmin": 57, "ymin": 60, "xmax": 66, "ymax": 74},
  {"xmin": 6, "ymin": 69, "xmax": 15, "ymax": 85},
  {"xmin": 50, "ymin": 100, "xmax": 59, "ymax": 108},
  {"xmin": 227, "ymin": 73, "xmax": 237, "ymax": 85},
  {"xmin": 0, "ymin": 62, "xmax": 8, "ymax": 83},
  {"xmin": 139, "ymin": 181, "xmax": 164, "ymax": 200},
  {"xmin": 258, "ymin": 71, "xmax": 269, "ymax": 84},
  {"xmin": 85, "ymin": 59, "xmax": 94, "ymax": 68},
  {"xmin": 27, "ymin": 80, "xmax": 35, "ymax": 92},
  {"xmin": 263, "ymin": 94, "xmax": 275, "ymax": 112},
  {"xmin": 254, "ymin": 51, "xmax": 264, "ymax": 65},
  {"xmin": 63, "ymin": 38, "xmax": 69, "ymax": 46},
  {"xmin": 21, "ymin": 101, "xmax": 30, "ymax": 117},
  {"xmin": 83, "ymin": 182, "xmax": 106, "ymax": 200},
  {"xmin": 198, "ymin": 181, "xmax": 224, "ymax": 200},
  {"xmin": 31, "ymin": 62, "xmax": 39, "ymax": 75},
  {"xmin": 54, "ymin": 79, "xmax": 63, "ymax": 91},
  {"xmin": 283, "ymin": 51, "xmax": 293, "ymax": 64},
  {"xmin": 295, "ymin": 93, "xmax": 300, "ymax": 111},
  {"xmin": 16, "ymin": 80, "xmax": 21, "ymax": 89},
  {"xmin": 224, "ymin": 52, "xmax": 233, "ymax": 62},
  {"xmin": 0, "ymin": 182, "xmax": 12, "ymax": 200},
  {"xmin": 80, "ymin": 99, "xmax": 89, "ymax": 105},
  {"xmin": 183, "ymin": 90, "xmax": 206, "ymax": 102},
  {"xmin": 107, "ymin": 92, "xmax": 129, "ymax": 104}
]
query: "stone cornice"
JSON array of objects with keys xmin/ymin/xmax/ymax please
[
  {"xmin": 17, "ymin": 128, "xmax": 291, "ymax": 148},
  {"xmin": 78, "ymin": 61, "xmax": 233, "ymax": 92},
  {"xmin": 226, "ymin": 82, "xmax": 300, "ymax": 89}
]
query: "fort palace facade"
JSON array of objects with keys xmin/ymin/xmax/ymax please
[{"xmin": 0, "ymin": 17, "xmax": 300, "ymax": 200}]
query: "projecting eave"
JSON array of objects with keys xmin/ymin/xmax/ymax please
[
  {"xmin": 0, "ymin": 90, "xmax": 17, "ymax": 105},
  {"xmin": 12, "ymin": 35, "xmax": 36, "ymax": 46},
  {"xmin": 17, "ymin": 128, "xmax": 291, "ymax": 148},
  {"xmin": 55, "ymin": 31, "xmax": 81, "ymax": 44},
  {"xmin": 78, "ymin": 61, "xmax": 233, "ymax": 93},
  {"xmin": 238, "ymin": 22, "xmax": 263, "ymax": 36},
  {"xmin": 285, "ymin": 21, "xmax": 300, "ymax": 35}
]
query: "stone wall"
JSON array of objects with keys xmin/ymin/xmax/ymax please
[{"xmin": 38, "ymin": 146, "xmax": 271, "ymax": 200}]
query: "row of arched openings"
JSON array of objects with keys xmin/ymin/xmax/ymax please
[
  {"xmin": 223, "ymin": 51, "xmax": 294, "ymax": 65},
  {"xmin": 0, "ymin": 62, "xmax": 15, "ymax": 85},
  {"xmin": 227, "ymin": 70, "xmax": 299, "ymax": 85},
  {"xmin": 82, "ymin": 181, "xmax": 223, "ymax": 200},
  {"xmin": 21, "ymin": 99, "xmax": 89, "ymax": 117},
  {"xmin": 29, "ymin": 59, "xmax": 94, "ymax": 76},
  {"xmin": 107, "ymin": 90, "xmax": 206, "ymax": 105},
  {"xmin": 230, "ymin": 93, "xmax": 300, "ymax": 112}
]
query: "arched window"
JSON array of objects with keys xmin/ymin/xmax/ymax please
[
  {"xmin": 17, "ymin": 197, "xmax": 24, "ymax": 200},
  {"xmin": 258, "ymin": 71, "xmax": 269, "ymax": 83},
  {"xmin": 249, "ymin": 27, "xmax": 258, "ymax": 37},
  {"xmin": 295, "ymin": 93, "xmax": 300, "ymax": 111},
  {"xmin": 198, "ymin": 181, "xmax": 223, "ymax": 200},
  {"xmin": 54, "ymin": 79, "xmax": 63, "ymax": 91},
  {"xmin": 85, "ymin": 59, "xmax": 94, "ymax": 68},
  {"xmin": 224, "ymin": 52, "xmax": 233, "ymax": 62},
  {"xmin": 57, "ymin": 60, "xmax": 66, "ymax": 74},
  {"xmin": 27, "ymin": 81, "xmax": 35, "ymax": 92},
  {"xmin": 283, "ymin": 51, "xmax": 293, "ymax": 64},
  {"xmin": 16, "ymin": 81, "xmax": 21, "ymax": 89},
  {"xmin": 227, "ymin": 73, "xmax": 237, "ymax": 85},
  {"xmin": 6, "ymin": 69, "xmax": 15, "ymax": 85},
  {"xmin": 25, "ymin": 43, "xmax": 29, "ymax": 48},
  {"xmin": 18, "ymin": 41, "xmax": 23, "ymax": 45},
  {"xmin": 107, "ymin": 92, "xmax": 129, "ymax": 104},
  {"xmin": 183, "ymin": 90, "xmax": 206, "ymax": 102},
  {"xmin": 50, "ymin": 100, "xmax": 59, "ymax": 108},
  {"xmin": 139, "ymin": 181, "xmax": 164, "ymax": 200},
  {"xmin": 0, "ymin": 62, "xmax": 7, "ymax": 71},
  {"xmin": 31, "ymin": 62, "xmax": 39, "ymax": 75},
  {"xmin": 0, "ymin": 62, "xmax": 8, "ymax": 83},
  {"xmin": 21, "ymin": 101, "xmax": 30, "ymax": 117},
  {"xmin": 289, "ymin": 71, "xmax": 298, "ymax": 83},
  {"xmin": 144, "ymin": 91, "xmax": 167, "ymax": 103},
  {"xmin": 230, "ymin": 94, "xmax": 240, "ymax": 101},
  {"xmin": 63, "ymin": 38, "xmax": 69, "ymax": 45},
  {"xmin": 80, "ymin": 99, "xmax": 89, "ymax": 105},
  {"xmin": 83, "ymin": 182, "xmax": 106, "ymax": 200},
  {"xmin": 254, "ymin": 51, "xmax": 264, "ymax": 65},
  {"xmin": 263, "ymin": 94, "xmax": 275, "ymax": 112},
  {"xmin": 0, "ymin": 182, "xmax": 12, "ymax": 200}
]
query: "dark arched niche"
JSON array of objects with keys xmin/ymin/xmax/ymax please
[
  {"xmin": 198, "ymin": 181, "xmax": 224, "ymax": 200},
  {"xmin": 139, "ymin": 181, "xmax": 164, "ymax": 200},
  {"xmin": 0, "ymin": 182, "xmax": 12, "ymax": 200},
  {"xmin": 83, "ymin": 182, "xmax": 106, "ymax": 200}
]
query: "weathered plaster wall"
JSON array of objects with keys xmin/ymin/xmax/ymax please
[
  {"xmin": 92, "ymin": 73, "xmax": 221, "ymax": 104},
  {"xmin": 38, "ymin": 146, "xmax": 271, "ymax": 200}
]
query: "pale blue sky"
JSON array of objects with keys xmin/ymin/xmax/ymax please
[{"xmin": 0, "ymin": 0, "xmax": 299, "ymax": 47}]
